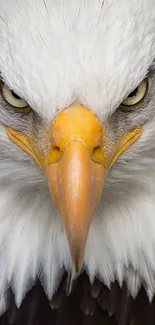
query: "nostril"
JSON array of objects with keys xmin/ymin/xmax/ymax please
[
  {"xmin": 92, "ymin": 146, "xmax": 105, "ymax": 164},
  {"xmin": 93, "ymin": 146, "xmax": 100, "ymax": 156},
  {"xmin": 50, "ymin": 146, "xmax": 61, "ymax": 163},
  {"xmin": 53, "ymin": 146, "xmax": 61, "ymax": 154}
]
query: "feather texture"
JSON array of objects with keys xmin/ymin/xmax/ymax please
[
  {"xmin": 0, "ymin": 274, "xmax": 155, "ymax": 325},
  {"xmin": 0, "ymin": 0, "xmax": 154, "ymax": 318},
  {"xmin": 0, "ymin": 0, "xmax": 155, "ymax": 119}
]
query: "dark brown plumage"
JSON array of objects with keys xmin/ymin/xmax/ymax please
[{"xmin": 0, "ymin": 273, "xmax": 154, "ymax": 325}]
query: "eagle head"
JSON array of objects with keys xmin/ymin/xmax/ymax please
[{"xmin": 0, "ymin": 0, "xmax": 154, "ymax": 309}]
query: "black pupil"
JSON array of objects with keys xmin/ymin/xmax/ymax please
[
  {"xmin": 128, "ymin": 87, "xmax": 138, "ymax": 97},
  {"xmin": 11, "ymin": 91, "xmax": 21, "ymax": 100}
]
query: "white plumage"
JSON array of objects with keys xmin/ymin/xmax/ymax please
[{"xmin": 0, "ymin": 0, "xmax": 154, "ymax": 316}]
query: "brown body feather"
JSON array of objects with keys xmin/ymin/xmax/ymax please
[{"xmin": 0, "ymin": 273, "xmax": 154, "ymax": 325}]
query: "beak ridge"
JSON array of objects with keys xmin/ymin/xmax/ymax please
[{"xmin": 46, "ymin": 140, "xmax": 105, "ymax": 271}]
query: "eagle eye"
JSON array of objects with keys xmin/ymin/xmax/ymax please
[
  {"xmin": 1, "ymin": 83, "xmax": 31, "ymax": 113},
  {"xmin": 120, "ymin": 77, "xmax": 149, "ymax": 111}
]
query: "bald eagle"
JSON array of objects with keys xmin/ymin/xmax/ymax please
[{"xmin": 0, "ymin": 0, "xmax": 155, "ymax": 324}]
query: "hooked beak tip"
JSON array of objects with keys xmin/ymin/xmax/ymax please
[
  {"xmin": 75, "ymin": 263, "xmax": 83, "ymax": 274},
  {"xmin": 72, "ymin": 253, "xmax": 84, "ymax": 274}
]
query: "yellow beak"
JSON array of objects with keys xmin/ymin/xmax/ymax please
[
  {"xmin": 6, "ymin": 104, "xmax": 142, "ymax": 272},
  {"xmin": 47, "ymin": 141, "xmax": 105, "ymax": 271}
]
